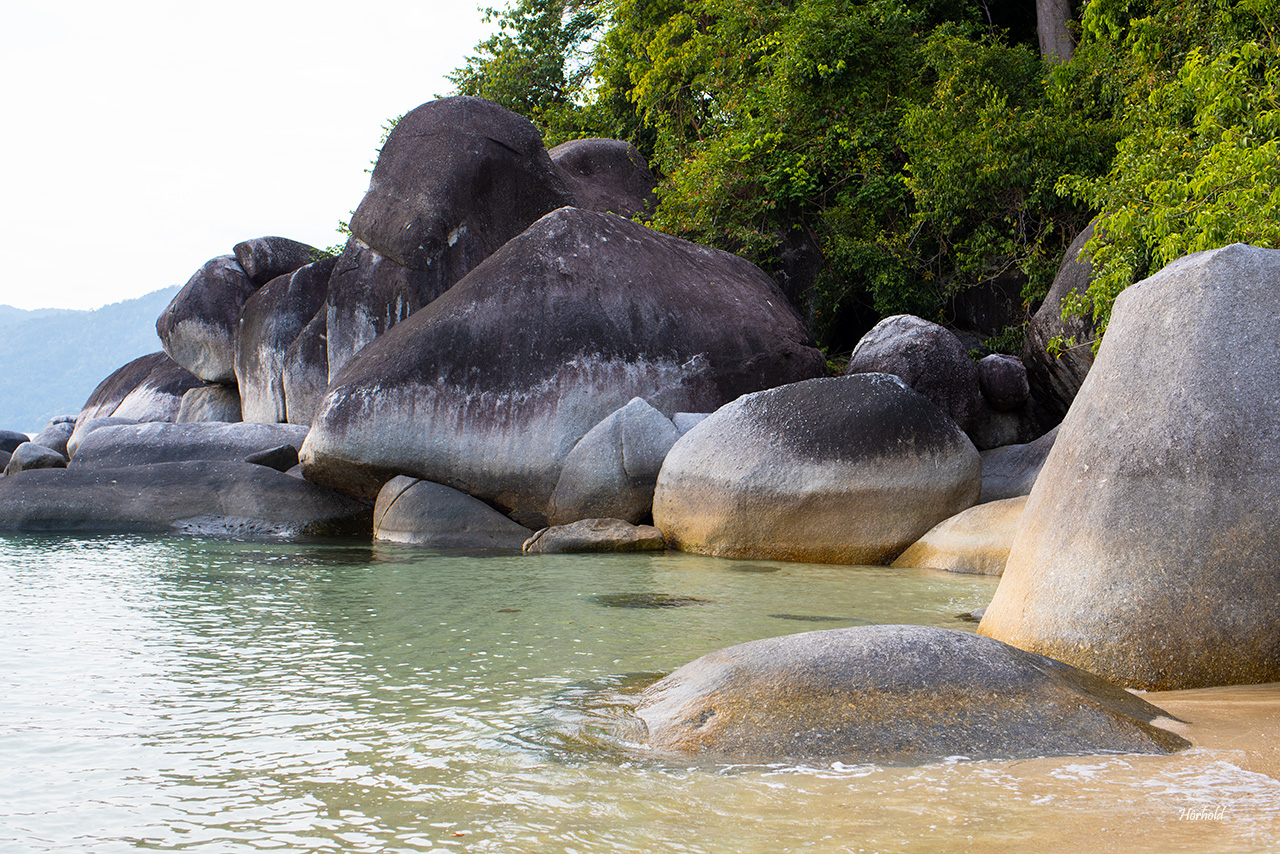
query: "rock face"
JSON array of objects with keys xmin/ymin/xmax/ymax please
[
  {"xmin": 652, "ymin": 374, "xmax": 981, "ymax": 564},
  {"xmin": 78, "ymin": 352, "xmax": 205, "ymax": 425},
  {"xmin": 549, "ymin": 138, "xmax": 657, "ymax": 219},
  {"xmin": 0, "ymin": 461, "xmax": 369, "ymax": 537},
  {"xmin": 281, "ymin": 310, "xmax": 329, "ymax": 425},
  {"xmin": 523, "ymin": 518, "xmax": 665, "ymax": 554},
  {"xmin": 373, "ymin": 476, "xmax": 532, "ymax": 550},
  {"xmin": 978, "ymin": 426, "xmax": 1058, "ymax": 503},
  {"xmin": 32, "ymin": 420, "xmax": 74, "ymax": 458},
  {"xmin": 157, "ymin": 256, "xmax": 261, "ymax": 383},
  {"xmin": 72, "ymin": 422, "xmax": 310, "ymax": 469},
  {"xmin": 176, "ymin": 385, "xmax": 243, "ymax": 423},
  {"xmin": 4, "ymin": 443, "xmax": 68, "ymax": 476},
  {"xmin": 892, "ymin": 496, "xmax": 1027, "ymax": 575},
  {"xmin": 0, "ymin": 431, "xmax": 28, "ymax": 454},
  {"xmin": 237, "ymin": 258, "xmax": 336, "ymax": 422},
  {"xmin": 634, "ymin": 625, "xmax": 1189, "ymax": 763},
  {"xmin": 326, "ymin": 96, "xmax": 576, "ymax": 377},
  {"xmin": 68, "ymin": 417, "xmax": 138, "ymax": 458},
  {"xmin": 302, "ymin": 206, "xmax": 826, "ymax": 524},
  {"xmin": 1022, "ymin": 220, "xmax": 1099, "ymax": 424},
  {"xmin": 547, "ymin": 397, "xmax": 680, "ymax": 526},
  {"xmin": 233, "ymin": 236, "xmax": 320, "ymax": 285},
  {"xmin": 846, "ymin": 315, "xmax": 984, "ymax": 436},
  {"xmin": 981, "ymin": 244, "xmax": 1280, "ymax": 690}
]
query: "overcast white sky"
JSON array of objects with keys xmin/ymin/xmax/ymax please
[{"xmin": 0, "ymin": 0, "xmax": 497, "ymax": 310}]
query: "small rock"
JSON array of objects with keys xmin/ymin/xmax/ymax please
[
  {"xmin": 4, "ymin": 443, "xmax": 68, "ymax": 476},
  {"xmin": 892, "ymin": 496, "xmax": 1027, "ymax": 575},
  {"xmin": 523, "ymin": 518, "xmax": 665, "ymax": 554}
]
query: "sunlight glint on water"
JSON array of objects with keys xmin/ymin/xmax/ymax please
[{"xmin": 0, "ymin": 534, "xmax": 1276, "ymax": 853}]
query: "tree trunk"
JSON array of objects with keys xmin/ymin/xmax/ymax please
[{"xmin": 1036, "ymin": 0, "xmax": 1075, "ymax": 63}]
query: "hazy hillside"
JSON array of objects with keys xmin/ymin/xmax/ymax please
[{"xmin": 0, "ymin": 287, "xmax": 181, "ymax": 432}]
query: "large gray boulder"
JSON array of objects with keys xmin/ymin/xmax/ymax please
[
  {"xmin": 281, "ymin": 310, "xmax": 329, "ymax": 425},
  {"xmin": 1022, "ymin": 220, "xmax": 1100, "ymax": 424},
  {"xmin": 652, "ymin": 374, "xmax": 981, "ymax": 564},
  {"xmin": 236, "ymin": 258, "xmax": 336, "ymax": 422},
  {"xmin": 4, "ymin": 443, "xmax": 68, "ymax": 476},
  {"xmin": 78, "ymin": 352, "xmax": 204, "ymax": 425},
  {"xmin": 0, "ymin": 461, "xmax": 369, "ymax": 537},
  {"xmin": 157, "ymin": 256, "xmax": 261, "ymax": 383},
  {"xmin": 373, "ymin": 476, "xmax": 532, "ymax": 550},
  {"xmin": 546, "ymin": 397, "xmax": 680, "ymax": 526},
  {"xmin": 978, "ymin": 425, "xmax": 1058, "ymax": 503},
  {"xmin": 72, "ymin": 421, "xmax": 309, "ymax": 469},
  {"xmin": 176, "ymin": 385, "xmax": 243, "ymax": 423},
  {"xmin": 549, "ymin": 138, "xmax": 657, "ymax": 219},
  {"xmin": 232, "ymin": 236, "xmax": 320, "ymax": 285},
  {"xmin": 67, "ymin": 417, "xmax": 138, "ymax": 458},
  {"xmin": 634, "ymin": 625, "xmax": 1188, "ymax": 763},
  {"xmin": 326, "ymin": 96, "xmax": 576, "ymax": 377},
  {"xmin": 981, "ymin": 243, "xmax": 1280, "ymax": 690},
  {"xmin": 302, "ymin": 207, "xmax": 826, "ymax": 525}
]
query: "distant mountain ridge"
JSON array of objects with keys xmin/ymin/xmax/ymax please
[{"xmin": 0, "ymin": 287, "xmax": 181, "ymax": 432}]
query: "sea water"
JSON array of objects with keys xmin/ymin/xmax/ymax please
[{"xmin": 1, "ymin": 534, "xmax": 1277, "ymax": 852}]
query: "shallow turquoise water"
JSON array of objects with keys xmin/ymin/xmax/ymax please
[{"xmin": 0, "ymin": 535, "xmax": 1276, "ymax": 852}]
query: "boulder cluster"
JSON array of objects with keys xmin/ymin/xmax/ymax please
[{"xmin": 5, "ymin": 95, "xmax": 1275, "ymax": 764}]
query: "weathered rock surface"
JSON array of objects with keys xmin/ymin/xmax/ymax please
[
  {"xmin": 372, "ymin": 476, "xmax": 532, "ymax": 550},
  {"xmin": 282, "ymin": 310, "xmax": 329, "ymax": 425},
  {"xmin": 32, "ymin": 420, "xmax": 74, "ymax": 458},
  {"xmin": 523, "ymin": 518, "xmax": 665, "ymax": 554},
  {"xmin": 157, "ymin": 256, "xmax": 260, "ymax": 383},
  {"xmin": 652, "ymin": 374, "xmax": 981, "ymax": 564},
  {"xmin": 1022, "ymin": 220, "xmax": 1099, "ymax": 424},
  {"xmin": 78, "ymin": 352, "xmax": 205, "ymax": 425},
  {"xmin": 302, "ymin": 207, "xmax": 826, "ymax": 524},
  {"xmin": 4, "ymin": 443, "xmax": 68, "ymax": 476},
  {"xmin": 243, "ymin": 444, "xmax": 300, "ymax": 472},
  {"xmin": 237, "ymin": 258, "xmax": 336, "ymax": 422},
  {"xmin": 232, "ymin": 236, "xmax": 320, "ymax": 285},
  {"xmin": 547, "ymin": 398, "xmax": 680, "ymax": 526},
  {"xmin": 634, "ymin": 625, "xmax": 1189, "ymax": 763},
  {"xmin": 326, "ymin": 96, "xmax": 576, "ymax": 377},
  {"xmin": 549, "ymin": 138, "xmax": 657, "ymax": 219},
  {"xmin": 176, "ymin": 385, "xmax": 243, "ymax": 423},
  {"xmin": 846, "ymin": 315, "xmax": 985, "ymax": 437},
  {"xmin": 978, "ymin": 426, "xmax": 1057, "ymax": 503},
  {"xmin": 981, "ymin": 243, "xmax": 1280, "ymax": 690},
  {"xmin": 72, "ymin": 421, "xmax": 309, "ymax": 469},
  {"xmin": 977, "ymin": 354, "xmax": 1030, "ymax": 412},
  {"xmin": 0, "ymin": 431, "xmax": 30, "ymax": 454},
  {"xmin": 0, "ymin": 461, "xmax": 369, "ymax": 537},
  {"xmin": 68, "ymin": 417, "xmax": 138, "ymax": 459},
  {"xmin": 0, "ymin": 449, "xmax": 9, "ymax": 473},
  {"xmin": 892, "ymin": 496, "xmax": 1027, "ymax": 576}
]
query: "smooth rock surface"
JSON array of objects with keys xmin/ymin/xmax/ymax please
[
  {"xmin": 31, "ymin": 420, "xmax": 74, "ymax": 458},
  {"xmin": 303, "ymin": 207, "xmax": 826, "ymax": 524},
  {"xmin": 72, "ymin": 422, "xmax": 310, "ymax": 469},
  {"xmin": 892, "ymin": 496, "xmax": 1027, "ymax": 575},
  {"xmin": 243, "ymin": 444, "xmax": 299, "ymax": 473},
  {"xmin": 977, "ymin": 354, "xmax": 1030, "ymax": 412},
  {"xmin": 68, "ymin": 417, "xmax": 139, "ymax": 459},
  {"xmin": 978, "ymin": 426, "xmax": 1058, "ymax": 503},
  {"xmin": 981, "ymin": 243, "xmax": 1280, "ymax": 690},
  {"xmin": 547, "ymin": 398, "xmax": 680, "ymax": 525},
  {"xmin": 0, "ymin": 461, "xmax": 369, "ymax": 537},
  {"xmin": 157, "ymin": 256, "xmax": 261, "ymax": 383},
  {"xmin": 233, "ymin": 236, "xmax": 321, "ymax": 285},
  {"xmin": 523, "ymin": 518, "xmax": 665, "ymax": 554},
  {"xmin": 653, "ymin": 374, "xmax": 981, "ymax": 564},
  {"xmin": 282, "ymin": 310, "xmax": 329, "ymax": 425},
  {"xmin": 549, "ymin": 138, "xmax": 657, "ymax": 219},
  {"xmin": 372, "ymin": 476, "xmax": 532, "ymax": 550},
  {"xmin": 78, "ymin": 352, "xmax": 205, "ymax": 425},
  {"xmin": 0, "ymin": 431, "xmax": 30, "ymax": 454},
  {"xmin": 176, "ymin": 385, "xmax": 243, "ymax": 423},
  {"xmin": 634, "ymin": 625, "xmax": 1189, "ymax": 763},
  {"xmin": 4, "ymin": 443, "xmax": 68, "ymax": 476},
  {"xmin": 237, "ymin": 258, "xmax": 336, "ymax": 422}
]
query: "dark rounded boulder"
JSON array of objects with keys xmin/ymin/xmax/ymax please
[
  {"xmin": 653, "ymin": 374, "xmax": 981, "ymax": 564},
  {"xmin": 633, "ymin": 625, "xmax": 1189, "ymax": 764},
  {"xmin": 327, "ymin": 96, "xmax": 575, "ymax": 377},
  {"xmin": 78, "ymin": 352, "xmax": 205, "ymax": 425},
  {"xmin": 4, "ymin": 443, "xmax": 68, "ymax": 476},
  {"xmin": 72, "ymin": 421, "xmax": 310, "ymax": 469},
  {"xmin": 157, "ymin": 255, "xmax": 260, "ymax": 383},
  {"xmin": 31, "ymin": 420, "xmax": 74, "ymax": 458},
  {"xmin": 232, "ymin": 236, "xmax": 321, "ymax": 286},
  {"xmin": 549, "ymin": 138, "xmax": 657, "ymax": 219},
  {"xmin": 302, "ymin": 207, "xmax": 826, "ymax": 524},
  {"xmin": 977, "ymin": 353, "xmax": 1030, "ymax": 412},
  {"xmin": 236, "ymin": 258, "xmax": 336, "ymax": 422},
  {"xmin": 0, "ymin": 431, "xmax": 29, "ymax": 454}
]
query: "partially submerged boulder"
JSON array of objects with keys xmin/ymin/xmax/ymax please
[
  {"xmin": 78, "ymin": 352, "xmax": 205, "ymax": 425},
  {"xmin": 373, "ymin": 476, "xmax": 532, "ymax": 550},
  {"xmin": 634, "ymin": 625, "xmax": 1189, "ymax": 763},
  {"xmin": 523, "ymin": 518, "xmax": 665, "ymax": 554},
  {"xmin": 72, "ymin": 421, "xmax": 309, "ymax": 469},
  {"xmin": 549, "ymin": 137, "xmax": 657, "ymax": 219},
  {"xmin": 326, "ymin": 96, "xmax": 576, "ymax": 376},
  {"xmin": 547, "ymin": 397, "xmax": 680, "ymax": 526},
  {"xmin": 892, "ymin": 496, "xmax": 1027, "ymax": 575},
  {"xmin": 157, "ymin": 256, "xmax": 260, "ymax": 383},
  {"xmin": 233, "ymin": 236, "xmax": 320, "ymax": 285},
  {"xmin": 0, "ymin": 461, "xmax": 369, "ymax": 537},
  {"xmin": 653, "ymin": 374, "xmax": 981, "ymax": 564},
  {"xmin": 4, "ymin": 443, "xmax": 68, "ymax": 476},
  {"xmin": 981, "ymin": 243, "xmax": 1280, "ymax": 690},
  {"xmin": 302, "ymin": 206, "xmax": 826, "ymax": 525}
]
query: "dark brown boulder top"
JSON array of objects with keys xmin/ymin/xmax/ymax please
[
  {"xmin": 549, "ymin": 137, "xmax": 658, "ymax": 219},
  {"xmin": 233, "ymin": 236, "xmax": 322, "ymax": 285}
]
